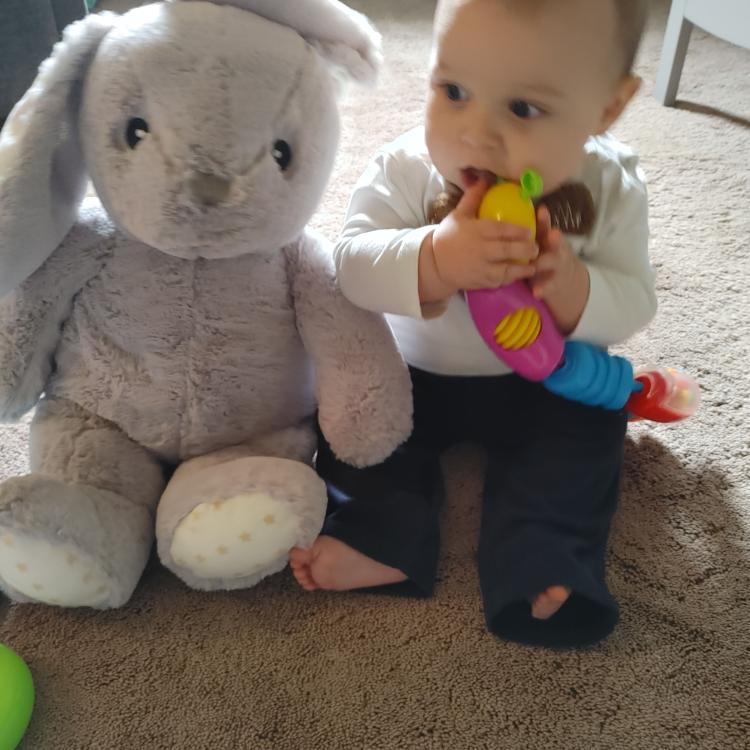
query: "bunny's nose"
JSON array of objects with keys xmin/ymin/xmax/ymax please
[{"xmin": 188, "ymin": 172, "xmax": 233, "ymax": 206}]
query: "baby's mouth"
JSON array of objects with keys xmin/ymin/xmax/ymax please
[{"xmin": 460, "ymin": 167, "xmax": 499, "ymax": 189}]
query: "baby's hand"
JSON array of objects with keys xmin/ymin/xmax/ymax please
[
  {"xmin": 431, "ymin": 179, "xmax": 538, "ymax": 292},
  {"xmin": 531, "ymin": 205, "xmax": 590, "ymax": 334},
  {"xmin": 530, "ymin": 206, "xmax": 581, "ymax": 299}
]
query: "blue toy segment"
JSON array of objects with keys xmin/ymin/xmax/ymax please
[{"xmin": 543, "ymin": 341, "xmax": 637, "ymax": 410}]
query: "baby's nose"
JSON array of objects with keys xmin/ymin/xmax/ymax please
[
  {"xmin": 188, "ymin": 171, "xmax": 233, "ymax": 207},
  {"xmin": 462, "ymin": 126, "xmax": 501, "ymax": 151},
  {"xmin": 461, "ymin": 111, "xmax": 503, "ymax": 151}
]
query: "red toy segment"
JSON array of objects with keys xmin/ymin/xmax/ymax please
[{"xmin": 626, "ymin": 368, "xmax": 700, "ymax": 423}]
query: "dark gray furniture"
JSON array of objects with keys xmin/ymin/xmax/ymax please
[{"xmin": 0, "ymin": 0, "xmax": 87, "ymax": 126}]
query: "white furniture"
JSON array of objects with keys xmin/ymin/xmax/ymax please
[{"xmin": 654, "ymin": 0, "xmax": 750, "ymax": 105}]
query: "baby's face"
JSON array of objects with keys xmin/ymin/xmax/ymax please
[{"xmin": 426, "ymin": 0, "xmax": 635, "ymax": 195}]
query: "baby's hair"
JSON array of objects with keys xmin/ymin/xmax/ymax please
[{"xmin": 434, "ymin": 0, "xmax": 649, "ymax": 75}]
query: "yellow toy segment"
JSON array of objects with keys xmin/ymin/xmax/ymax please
[
  {"xmin": 493, "ymin": 307, "xmax": 542, "ymax": 350},
  {"xmin": 479, "ymin": 182, "xmax": 537, "ymax": 241}
]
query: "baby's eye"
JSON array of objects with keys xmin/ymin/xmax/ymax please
[
  {"xmin": 443, "ymin": 83, "xmax": 469, "ymax": 103},
  {"xmin": 509, "ymin": 100, "xmax": 544, "ymax": 120}
]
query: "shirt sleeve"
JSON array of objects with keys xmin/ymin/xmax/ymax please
[
  {"xmin": 569, "ymin": 149, "xmax": 658, "ymax": 347},
  {"xmin": 333, "ymin": 149, "xmax": 436, "ymax": 319}
]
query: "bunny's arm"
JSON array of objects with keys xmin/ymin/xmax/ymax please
[
  {"xmin": 285, "ymin": 229, "xmax": 413, "ymax": 468},
  {"xmin": 0, "ymin": 202, "xmax": 113, "ymax": 421}
]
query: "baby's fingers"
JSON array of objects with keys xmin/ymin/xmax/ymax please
[
  {"xmin": 536, "ymin": 205, "xmax": 552, "ymax": 237},
  {"xmin": 533, "ymin": 248, "xmax": 562, "ymax": 273},
  {"xmin": 486, "ymin": 239, "xmax": 539, "ymax": 264},
  {"xmin": 477, "ymin": 261, "xmax": 535, "ymax": 289},
  {"xmin": 502, "ymin": 262, "xmax": 537, "ymax": 285},
  {"xmin": 530, "ymin": 270, "xmax": 556, "ymax": 299},
  {"xmin": 538, "ymin": 223, "xmax": 563, "ymax": 254},
  {"xmin": 478, "ymin": 220, "xmax": 533, "ymax": 241}
]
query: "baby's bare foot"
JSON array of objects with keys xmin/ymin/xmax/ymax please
[
  {"xmin": 289, "ymin": 536, "xmax": 407, "ymax": 592},
  {"xmin": 289, "ymin": 546, "xmax": 319, "ymax": 591},
  {"xmin": 531, "ymin": 585, "xmax": 571, "ymax": 620}
]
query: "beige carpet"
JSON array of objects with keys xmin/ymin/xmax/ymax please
[{"xmin": 2, "ymin": 1, "xmax": 750, "ymax": 747}]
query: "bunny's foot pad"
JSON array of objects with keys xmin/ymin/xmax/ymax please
[
  {"xmin": 170, "ymin": 492, "xmax": 300, "ymax": 581},
  {"xmin": 0, "ymin": 530, "xmax": 112, "ymax": 607}
]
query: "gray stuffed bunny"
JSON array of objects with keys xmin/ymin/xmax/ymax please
[{"xmin": 0, "ymin": 0, "xmax": 412, "ymax": 609}]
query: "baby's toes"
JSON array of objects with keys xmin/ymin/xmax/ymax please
[
  {"xmin": 531, "ymin": 585, "xmax": 571, "ymax": 620},
  {"xmin": 293, "ymin": 566, "xmax": 318, "ymax": 591},
  {"xmin": 289, "ymin": 547, "xmax": 311, "ymax": 569},
  {"xmin": 289, "ymin": 547, "xmax": 318, "ymax": 591}
]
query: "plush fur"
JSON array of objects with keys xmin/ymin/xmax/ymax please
[{"xmin": 0, "ymin": 0, "xmax": 411, "ymax": 609}]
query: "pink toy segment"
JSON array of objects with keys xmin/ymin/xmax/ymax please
[{"xmin": 466, "ymin": 282, "xmax": 565, "ymax": 381}]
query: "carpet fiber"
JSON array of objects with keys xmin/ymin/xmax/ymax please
[{"xmin": 2, "ymin": 1, "xmax": 749, "ymax": 747}]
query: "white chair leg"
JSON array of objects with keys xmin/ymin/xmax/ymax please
[{"xmin": 654, "ymin": 0, "xmax": 694, "ymax": 106}]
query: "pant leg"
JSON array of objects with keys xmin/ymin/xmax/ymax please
[
  {"xmin": 477, "ymin": 377, "xmax": 627, "ymax": 648},
  {"xmin": 316, "ymin": 428, "xmax": 442, "ymax": 595},
  {"xmin": 316, "ymin": 368, "xmax": 454, "ymax": 596}
]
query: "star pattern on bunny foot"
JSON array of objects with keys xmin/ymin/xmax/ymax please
[
  {"xmin": 0, "ymin": 530, "xmax": 111, "ymax": 607},
  {"xmin": 170, "ymin": 492, "xmax": 299, "ymax": 579}
]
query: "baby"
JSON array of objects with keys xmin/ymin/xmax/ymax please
[{"xmin": 291, "ymin": 0, "xmax": 655, "ymax": 648}]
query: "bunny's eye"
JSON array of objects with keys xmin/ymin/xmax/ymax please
[
  {"xmin": 272, "ymin": 140, "xmax": 292, "ymax": 172},
  {"xmin": 126, "ymin": 118, "xmax": 150, "ymax": 149}
]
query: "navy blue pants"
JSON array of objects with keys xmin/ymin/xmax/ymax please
[{"xmin": 316, "ymin": 367, "xmax": 628, "ymax": 648}]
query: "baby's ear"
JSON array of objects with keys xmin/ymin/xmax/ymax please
[
  {"xmin": 597, "ymin": 75, "xmax": 642, "ymax": 134},
  {"xmin": 0, "ymin": 13, "xmax": 117, "ymax": 295},
  {"xmin": 183, "ymin": 0, "xmax": 382, "ymax": 84}
]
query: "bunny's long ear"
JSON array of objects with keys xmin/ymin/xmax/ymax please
[
  {"xmin": 181, "ymin": 0, "xmax": 382, "ymax": 84},
  {"xmin": 0, "ymin": 13, "xmax": 116, "ymax": 296}
]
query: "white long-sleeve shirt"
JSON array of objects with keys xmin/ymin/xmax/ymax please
[{"xmin": 333, "ymin": 126, "xmax": 657, "ymax": 377}]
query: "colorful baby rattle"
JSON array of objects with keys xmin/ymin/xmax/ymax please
[
  {"xmin": 465, "ymin": 170, "xmax": 700, "ymax": 422},
  {"xmin": 0, "ymin": 643, "xmax": 34, "ymax": 750}
]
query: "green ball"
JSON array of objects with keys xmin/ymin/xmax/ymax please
[{"xmin": 0, "ymin": 644, "xmax": 34, "ymax": 750}]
